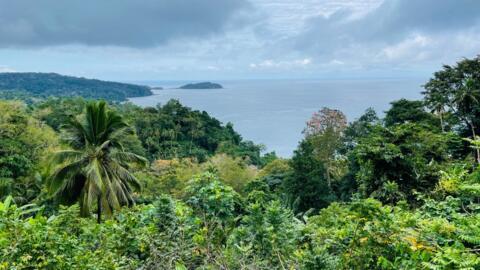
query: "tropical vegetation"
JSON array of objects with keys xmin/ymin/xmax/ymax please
[{"xmin": 1, "ymin": 56, "xmax": 480, "ymax": 269}]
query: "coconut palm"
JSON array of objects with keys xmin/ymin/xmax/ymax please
[
  {"xmin": 49, "ymin": 101, "xmax": 146, "ymax": 223},
  {"xmin": 454, "ymin": 77, "xmax": 480, "ymax": 163}
]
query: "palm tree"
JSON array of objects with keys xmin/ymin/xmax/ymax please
[
  {"xmin": 49, "ymin": 101, "xmax": 147, "ymax": 223},
  {"xmin": 427, "ymin": 94, "xmax": 446, "ymax": 132},
  {"xmin": 454, "ymin": 77, "xmax": 480, "ymax": 163}
]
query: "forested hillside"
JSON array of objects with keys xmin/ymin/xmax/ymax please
[
  {"xmin": 1, "ymin": 57, "xmax": 480, "ymax": 269},
  {"xmin": 0, "ymin": 72, "xmax": 152, "ymax": 101}
]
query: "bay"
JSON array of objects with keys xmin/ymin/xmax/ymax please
[{"xmin": 129, "ymin": 78, "xmax": 426, "ymax": 157}]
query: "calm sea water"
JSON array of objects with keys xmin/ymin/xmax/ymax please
[{"xmin": 129, "ymin": 79, "xmax": 426, "ymax": 157}]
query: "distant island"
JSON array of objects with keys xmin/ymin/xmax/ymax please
[
  {"xmin": 150, "ymin": 86, "xmax": 164, "ymax": 90},
  {"xmin": 0, "ymin": 72, "xmax": 152, "ymax": 101},
  {"xmin": 179, "ymin": 82, "xmax": 223, "ymax": 89}
]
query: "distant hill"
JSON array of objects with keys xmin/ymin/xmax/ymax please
[
  {"xmin": 179, "ymin": 82, "xmax": 223, "ymax": 89},
  {"xmin": 0, "ymin": 72, "xmax": 152, "ymax": 101}
]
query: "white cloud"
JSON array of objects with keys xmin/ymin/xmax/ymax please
[
  {"xmin": 206, "ymin": 65, "xmax": 220, "ymax": 71},
  {"xmin": 249, "ymin": 58, "xmax": 312, "ymax": 69},
  {"xmin": 0, "ymin": 66, "xmax": 15, "ymax": 72},
  {"xmin": 0, "ymin": 0, "xmax": 479, "ymax": 80},
  {"xmin": 328, "ymin": 59, "xmax": 344, "ymax": 65},
  {"xmin": 381, "ymin": 34, "xmax": 431, "ymax": 61},
  {"xmin": 254, "ymin": 0, "xmax": 382, "ymax": 36},
  {"xmin": 294, "ymin": 0, "xmax": 480, "ymax": 75}
]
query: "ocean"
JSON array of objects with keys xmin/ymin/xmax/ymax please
[{"xmin": 129, "ymin": 78, "xmax": 426, "ymax": 157}]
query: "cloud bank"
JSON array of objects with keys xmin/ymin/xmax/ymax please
[
  {"xmin": 296, "ymin": 0, "xmax": 480, "ymax": 67},
  {"xmin": 0, "ymin": 0, "xmax": 249, "ymax": 47},
  {"xmin": 1, "ymin": 0, "xmax": 480, "ymax": 79}
]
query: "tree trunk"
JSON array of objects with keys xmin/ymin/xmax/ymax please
[
  {"xmin": 97, "ymin": 196, "xmax": 102, "ymax": 224},
  {"xmin": 439, "ymin": 112, "xmax": 445, "ymax": 132},
  {"xmin": 190, "ymin": 133, "xmax": 194, "ymax": 155},
  {"xmin": 470, "ymin": 122, "xmax": 480, "ymax": 164},
  {"xmin": 325, "ymin": 163, "xmax": 331, "ymax": 188}
]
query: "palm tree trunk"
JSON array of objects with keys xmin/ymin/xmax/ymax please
[{"xmin": 97, "ymin": 196, "xmax": 102, "ymax": 224}]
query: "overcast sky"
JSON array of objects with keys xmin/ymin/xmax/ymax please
[{"xmin": 0, "ymin": 0, "xmax": 479, "ymax": 81}]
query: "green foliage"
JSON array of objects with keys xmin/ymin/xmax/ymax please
[
  {"xmin": 34, "ymin": 97, "xmax": 87, "ymax": 131},
  {"xmin": 183, "ymin": 172, "xmax": 242, "ymax": 266},
  {"xmin": 131, "ymin": 99, "xmax": 267, "ymax": 165},
  {"xmin": 384, "ymin": 99, "xmax": 438, "ymax": 128},
  {"xmin": 4, "ymin": 56, "xmax": 480, "ymax": 269},
  {"xmin": 136, "ymin": 154, "xmax": 257, "ymax": 202},
  {"xmin": 350, "ymin": 123, "xmax": 461, "ymax": 203},
  {"xmin": 0, "ymin": 89, "xmax": 40, "ymax": 104},
  {"xmin": 435, "ymin": 160, "xmax": 480, "ymax": 201},
  {"xmin": 153, "ymin": 194, "xmax": 178, "ymax": 232},
  {"xmin": 423, "ymin": 56, "xmax": 480, "ymax": 161},
  {"xmin": 31, "ymin": 97, "xmax": 267, "ymax": 165},
  {"xmin": 185, "ymin": 172, "xmax": 239, "ymax": 224},
  {"xmin": 205, "ymin": 153, "xmax": 257, "ymax": 192},
  {"xmin": 258, "ymin": 157, "xmax": 290, "ymax": 177},
  {"xmin": 284, "ymin": 138, "xmax": 336, "ymax": 213},
  {"xmin": 300, "ymin": 197, "xmax": 480, "ymax": 269},
  {"xmin": 255, "ymin": 158, "xmax": 292, "ymax": 199},
  {"xmin": 342, "ymin": 107, "xmax": 380, "ymax": 151},
  {"xmin": 2, "ymin": 191, "xmax": 479, "ymax": 270},
  {"xmin": 227, "ymin": 201, "xmax": 301, "ymax": 268},
  {"xmin": 135, "ymin": 158, "xmax": 202, "ymax": 200},
  {"xmin": 49, "ymin": 101, "xmax": 147, "ymax": 221},
  {"xmin": 0, "ymin": 101, "xmax": 58, "ymax": 205},
  {"xmin": 0, "ymin": 197, "xmax": 155, "ymax": 269}
]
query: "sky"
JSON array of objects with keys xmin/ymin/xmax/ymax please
[{"xmin": 0, "ymin": 0, "xmax": 479, "ymax": 81}]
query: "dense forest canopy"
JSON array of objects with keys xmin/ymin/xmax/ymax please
[
  {"xmin": 0, "ymin": 72, "xmax": 152, "ymax": 101},
  {"xmin": 32, "ymin": 98, "xmax": 268, "ymax": 166},
  {"xmin": 1, "ymin": 56, "xmax": 480, "ymax": 269}
]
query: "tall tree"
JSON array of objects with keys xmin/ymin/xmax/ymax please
[
  {"xmin": 49, "ymin": 101, "xmax": 146, "ymax": 222},
  {"xmin": 284, "ymin": 139, "xmax": 335, "ymax": 213},
  {"xmin": 454, "ymin": 77, "xmax": 480, "ymax": 162},
  {"xmin": 303, "ymin": 108, "xmax": 347, "ymax": 187},
  {"xmin": 384, "ymin": 99, "xmax": 437, "ymax": 128},
  {"xmin": 424, "ymin": 56, "xmax": 480, "ymax": 163},
  {"xmin": 284, "ymin": 108, "xmax": 347, "ymax": 213}
]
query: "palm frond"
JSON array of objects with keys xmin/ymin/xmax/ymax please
[
  {"xmin": 85, "ymin": 159, "xmax": 105, "ymax": 193},
  {"xmin": 109, "ymin": 162, "xmax": 142, "ymax": 191},
  {"xmin": 49, "ymin": 159, "xmax": 86, "ymax": 194},
  {"xmin": 101, "ymin": 166, "xmax": 121, "ymax": 211},
  {"xmin": 52, "ymin": 150, "xmax": 85, "ymax": 164},
  {"xmin": 110, "ymin": 151, "xmax": 148, "ymax": 167},
  {"xmin": 63, "ymin": 116, "xmax": 90, "ymax": 148}
]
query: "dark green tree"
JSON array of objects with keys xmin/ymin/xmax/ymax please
[
  {"xmin": 284, "ymin": 139, "xmax": 335, "ymax": 213},
  {"xmin": 350, "ymin": 123, "xmax": 461, "ymax": 203},
  {"xmin": 424, "ymin": 56, "xmax": 480, "ymax": 162},
  {"xmin": 339, "ymin": 108, "xmax": 380, "ymax": 199},
  {"xmin": 384, "ymin": 99, "xmax": 437, "ymax": 128}
]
